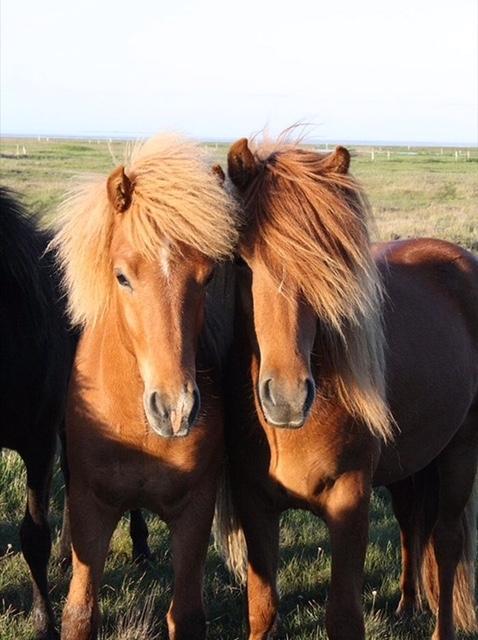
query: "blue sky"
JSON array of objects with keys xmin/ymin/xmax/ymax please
[{"xmin": 1, "ymin": 0, "xmax": 477, "ymax": 143}]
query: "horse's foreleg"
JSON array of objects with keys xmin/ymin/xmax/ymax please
[
  {"xmin": 166, "ymin": 483, "xmax": 216, "ymax": 640},
  {"xmin": 238, "ymin": 496, "xmax": 280, "ymax": 640},
  {"xmin": 61, "ymin": 486, "xmax": 120, "ymax": 640},
  {"xmin": 324, "ymin": 471, "xmax": 371, "ymax": 640},
  {"xmin": 129, "ymin": 509, "xmax": 152, "ymax": 563},
  {"xmin": 21, "ymin": 450, "xmax": 57, "ymax": 640}
]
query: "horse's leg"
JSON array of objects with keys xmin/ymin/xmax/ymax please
[
  {"xmin": 166, "ymin": 483, "xmax": 216, "ymax": 640},
  {"xmin": 238, "ymin": 494, "xmax": 280, "ymax": 640},
  {"xmin": 130, "ymin": 509, "xmax": 152, "ymax": 562},
  {"xmin": 430, "ymin": 415, "xmax": 478, "ymax": 640},
  {"xmin": 389, "ymin": 477, "xmax": 420, "ymax": 617},
  {"xmin": 61, "ymin": 485, "xmax": 121, "ymax": 640},
  {"xmin": 58, "ymin": 427, "xmax": 72, "ymax": 567},
  {"xmin": 20, "ymin": 447, "xmax": 57, "ymax": 640},
  {"xmin": 324, "ymin": 471, "xmax": 371, "ymax": 640}
]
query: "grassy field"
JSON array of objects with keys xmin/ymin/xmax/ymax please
[{"xmin": 0, "ymin": 137, "xmax": 477, "ymax": 639}]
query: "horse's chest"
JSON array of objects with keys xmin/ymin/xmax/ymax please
[
  {"xmin": 263, "ymin": 429, "xmax": 338, "ymax": 506},
  {"xmin": 90, "ymin": 456, "xmax": 199, "ymax": 515},
  {"xmin": 70, "ymin": 406, "xmax": 221, "ymax": 518}
]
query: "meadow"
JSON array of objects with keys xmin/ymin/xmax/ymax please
[{"xmin": 0, "ymin": 137, "xmax": 477, "ymax": 639}]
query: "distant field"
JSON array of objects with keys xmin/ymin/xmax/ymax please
[
  {"xmin": 0, "ymin": 138, "xmax": 477, "ymax": 639},
  {"xmin": 1, "ymin": 137, "xmax": 477, "ymax": 252}
]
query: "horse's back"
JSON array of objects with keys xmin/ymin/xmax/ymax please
[{"xmin": 373, "ymin": 238, "xmax": 478, "ymax": 485}]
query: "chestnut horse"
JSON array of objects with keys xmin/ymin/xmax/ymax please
[
  {"xmin": 52, "ymin": 135, "xmax": 237, "ymax": 640},
  {"xmin": 215, "ymin": 138, "xmax": 478, "ymax": 640},
  {"xmin": 0, "ymin": 188, "xmax": 72, "ymax": 639}
]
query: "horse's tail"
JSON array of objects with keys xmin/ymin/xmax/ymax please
[
  {"xmin": 417, "ymin": 468, "xmax": 478, "ymax": 632},
  {"xmin": 212, "ymin": 461, "xmax": 248, "ymax": 584}
]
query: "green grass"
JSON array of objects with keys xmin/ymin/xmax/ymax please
[
  {"xmin": 0, "ymin": 138, "xmax": 477, "ymax": 638},
  {"xmin": 0, "ymin": 451, "xmax": 441, "ymax": 640}
]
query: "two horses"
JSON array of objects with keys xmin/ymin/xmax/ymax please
[
  {"xmin": 215, "ymin": 138, "xmax": 478, "ymax": 640},
  {"xmin": 2, "ymin": 134, "xmax": 477, "ymax": 640}
]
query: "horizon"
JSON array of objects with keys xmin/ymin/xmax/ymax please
[{"xmin": 1, "ymin": 132, "xmax": 476, "ymax": 148}]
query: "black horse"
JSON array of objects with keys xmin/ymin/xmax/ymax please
[{"xmin": 0, "ymin": 188, "xmax": 72, "ymax": 639}]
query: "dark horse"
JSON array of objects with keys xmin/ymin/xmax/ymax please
[
  {"xmin": 0, "ymin": 188, "xmax": 71, "ymax": 639},
  {"xmin": 215, "ymin": 139, "xmax": 478, "ymax": 640}
]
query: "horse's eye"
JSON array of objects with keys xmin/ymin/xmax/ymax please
[{"xmin": 115, "ymin": 271, "xmax": 132, "ymax": 289}]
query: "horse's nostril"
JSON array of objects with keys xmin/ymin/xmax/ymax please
[
  {"xmin": 188, "ymin": 388, "xmax": 201, "ymax": 427},
  {"xmin": 260, "ymin": 378, "xmax": 276, "ymax": 406},
  {"xmin": 149, "ymin": 392, "xmax": 167, "ymax": 419},
  {"xmin": 304, "ymin": 378, "xmax": 316, "ymax": 413}
]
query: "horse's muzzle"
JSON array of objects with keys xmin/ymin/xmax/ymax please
[
  {"xmin": 258, "ymin": 376, "xmax": 315, "ymax": 428},
  {"xmin": 144, "ymin": 385, "xmax": 200, "ymax": 438}
]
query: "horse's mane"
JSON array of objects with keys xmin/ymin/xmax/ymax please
[
  {"xmin": 52, "ymin": 134, "xmax": 238, "ymax": 327},
  {"xmin": 0, "ymin": 187, "xmax": 51, "ymax": 317},
  {"xmin": 242, "ymin": 140, "xmax": 393, "ymax": 441}
]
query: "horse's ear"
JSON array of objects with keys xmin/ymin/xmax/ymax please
[
  {"xmin": 107, "ymin": 165, "xmax": 134, "ymax": 213},
  {"xmin": 211, "ymin": 163, "xmax": 226, "ymax": 185},
  {"xmin": 318, "ymin": 146, "xmax": 350, "ymax": 174},
  {"xmin": 228, "ymin": 138, "xmax": 257, "ymax": 190}
]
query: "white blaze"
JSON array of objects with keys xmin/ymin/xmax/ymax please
[{"xmin": 160, "ymin": 239, "xmax": 171, "ymax": 279}]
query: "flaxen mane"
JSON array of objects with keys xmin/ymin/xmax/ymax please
[
  {"xmin": 52, "ymin": 134, "xmax": 238, "ymax": 327},
  {"xmin": 242, "ymin": 140, "xmax": 392, "ymax": 441}
]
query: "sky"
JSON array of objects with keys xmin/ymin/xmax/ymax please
[{"xmin": 1, "ymin": 0, "xmax": 477, "ymax": 144}]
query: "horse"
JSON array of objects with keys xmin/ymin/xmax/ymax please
[
  {"xmin": 214, "ymin": 138, "xmax": 478, "ymax": 640},
  {"xmin": 0, "ymin": 188, "xmax": 72, "ymax": 639},
  {"xmin": 51, "ymin": 134, "xmax": 238, "ymax": 640}
]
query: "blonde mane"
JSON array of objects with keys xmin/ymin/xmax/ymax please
[
  {"xmin": 52, "ymin": 134, "xmax": 238, "ymax": 327},
  {"xmin": 243, "ymin": 140, "xmax": 393, "ymax": 441}
]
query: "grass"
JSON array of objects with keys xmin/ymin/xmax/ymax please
[{"xmin": 0, "ymin": 137, "xmax": 477, "ymax": 639}]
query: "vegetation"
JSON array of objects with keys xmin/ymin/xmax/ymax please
[{"xmin": 0, "ymin": 138, "xmax": 476, "ymax": 639}]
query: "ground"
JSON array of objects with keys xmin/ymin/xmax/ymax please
[{"xmin": 0, "ymin": 137, "xmax": 477, "ymax": 639}]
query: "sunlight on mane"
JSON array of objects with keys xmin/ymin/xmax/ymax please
[{"xmin": 52, "ymin": 134, "xmax": 238, "ymax": 328}]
